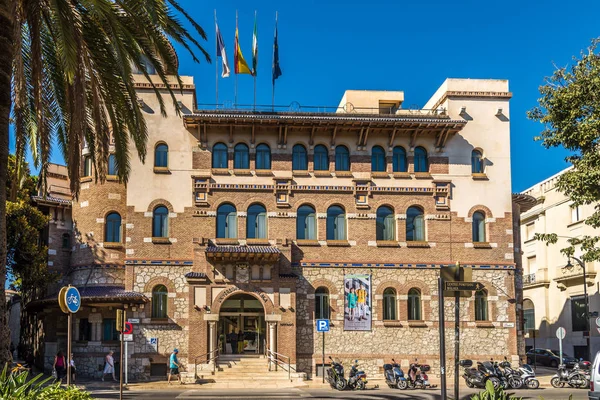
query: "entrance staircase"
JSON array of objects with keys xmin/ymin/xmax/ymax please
[{"xmin": 187, "ymin": 354, "xmax": 307, "ymax": 388}]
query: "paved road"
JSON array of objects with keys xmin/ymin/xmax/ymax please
[{"xmin": 89, "ymin": 386, "xmax": 588, "ymax": 399}]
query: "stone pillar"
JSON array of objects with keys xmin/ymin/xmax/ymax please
[
  {"xmin": 208, "ymin": 321, "xmax": 217, "ymax": 357},
  {"xmin": 268, "ymin": 322, "xmax": 277, "ymax": 370}
]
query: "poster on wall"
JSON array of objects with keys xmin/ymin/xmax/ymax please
[{"xmin": 344, "ymin": 274, "xmax": 371, "ymax": 331}]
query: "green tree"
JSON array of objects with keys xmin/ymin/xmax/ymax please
[
  {"xmin": 528, "ymin": 38, "xmax": 600, "ymax": 261},
  {"xmin": 0, "ymin": 0, "xmax": 209, "ymax": 366}
]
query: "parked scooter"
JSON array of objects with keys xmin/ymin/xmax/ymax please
[
  {"xmin": 497, "ymin": 358, "xmax": 523, "ymax": 389},
  {"xmin": 326, "ymin": 356, "xmax": 347, "ymax": 391},
  {"xmin": 517, "ymin": 363, "xmax": 540, "ymax": 389},
  {"xmin": 407, "ymin": 359, "xmax": 434, "ymax": 389},
  {"xmin": 551, "ymin": 362, "xmax": 588, "ymax": 389},
  {"xmin": 347, "ymin": 360, "xmax": 368, "ymax": 390},
  {"xmin": 460, "ymin": 360, "xmax": 501, "ymax": 390},
  {"xmin": 383, "ymin": 358, "xmax": 408, "ymax": 390}
]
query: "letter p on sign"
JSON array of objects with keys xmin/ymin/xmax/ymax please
[{"xmin": 316, "ymin": 319, "xmax": 330, "ymax": 332}]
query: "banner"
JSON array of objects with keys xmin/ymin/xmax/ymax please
[{"xmin": 344, "ymin": 274, "xmax": 371, "ymax": 331}]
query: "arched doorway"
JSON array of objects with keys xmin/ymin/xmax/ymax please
[{"xmin": 219, "ymin": 293, "xmax": 266, "ymax": 354}]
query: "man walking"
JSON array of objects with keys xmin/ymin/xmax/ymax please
[{"xmin": 168, "ymin": 348, "xmax": 183, "ymax": 385}]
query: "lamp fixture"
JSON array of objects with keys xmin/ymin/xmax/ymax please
[
  {"xmin": 459, "ymin": 106, "xmax": 467, "ymax": 115},
  {"xmin": 495, "ymin": 108, "xmax": 503, "ymax": 116},
  {"xmin": 563, "ymin": 258, "xmax": 574, "ymax": 271}
]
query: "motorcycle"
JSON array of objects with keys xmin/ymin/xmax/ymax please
[
  {"xmin": 347, "ymin": 360, "xmax": 368, "ymax": 390},
  {"xmin": 550, "ymin": 362, "xmax": 588, "ymax": 389},
  {"xmin": 460, "ymin": 359, "xmax": 501, "ymax": 390},
  {"xmin": 497, "ymin": 358, "xmax": 523, "ymax": 389},
  {"xmin": 517, "ymin": 363, "xmax": 540, "ymax": 389},
  {"xmin": 326, "ymin": 356, "xmax": 347, "ymax": 391},
  {"xmin": 383, "ymin": 358, "xmax": 408, "ymax": 390},
  {"xmin": 407, "ymin": 359, "xmax": 434, "ymax": 389}
]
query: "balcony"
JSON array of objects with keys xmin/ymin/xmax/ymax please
[
  {"xmin": 523, "ymin": 273, "xmax": 536, "ymax": 285},
  {"xmin": 523, "ymin": 268, "xmax": 550, "ymax": 289}
]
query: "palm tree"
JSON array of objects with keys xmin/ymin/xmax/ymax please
[{"xmin": 0, "ymin": 0, "xmax": 210, "ymax": 366}]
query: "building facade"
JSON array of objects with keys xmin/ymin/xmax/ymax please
[
  {"xmin": 519, "ymin": 168, "xmax": 600, "ymax": 361},
  {"xmin": 33, "ymin": 75, "xmax": 519, "ymax": 381}
]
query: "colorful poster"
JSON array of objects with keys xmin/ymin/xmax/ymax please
[{"xmin": 344, "ymin": 274, "xmax": 371, "ymax": 331}]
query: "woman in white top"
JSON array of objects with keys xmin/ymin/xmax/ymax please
[
  {"xmin": 70, "ymin": 353, "xmax": 76, "ymax": 383},
  {"xmin": 102, "ymin": 351, "xmax": 117, "ymax": 382}
]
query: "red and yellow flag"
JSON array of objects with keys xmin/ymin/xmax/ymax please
[{"xmin": 234, "ymin": 27, "xmax": 252, "ymax": 74}]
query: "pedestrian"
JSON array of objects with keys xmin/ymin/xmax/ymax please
[
  {"xmin": 237, "ymin": 330, "xmax": 245, "ymax": 354},
  {"xmin": 53, "ymin": 351, "xmax": 66, "ymax": 382},
  {"xmin": 357, "ymin": 283, "xmax": 367, "ymax": 321},
  {"xmin": 69, "ymin": 353, "xmax": 76, "ymax": 383},
  {"xmin": 230, "ymin": 331, "xmax": 237, "ymax": 354},
  {"xmin": 102, "ymin": 351, "xmax": 117, "ymax": 382},
  {"xmin": 168, "ymin": 348, "xmax": 183, "ymax": 385}
]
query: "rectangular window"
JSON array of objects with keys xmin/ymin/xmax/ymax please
[
  {"xmin": 571, "ymin": 205, "xmax": 581, "ymax": 223},
  {"xmin": 571, "ymin": 296, "xmax": 587, "ymax": 332},
  {"xmin": 103, "ymin": 319, "xmax": 118, "ymax": 341},
  {"xmin": 527, "ymin": 256, "xmax": 537, "ymax": 274},
  {"xmin": 526, "ymin": 223, "xmax": 535, "ymax": 240},
  {"xmin": 79, "ymin": 318, "xmax": 91, "ymax": 341},
  {"xmin": 315, "ymin": 294, "xmax": 329, "ymax": 319},
  {"xmin": 523, "ymin": 309, "xmax": 535, "ymax": 332},
  {"xmin": 280, "ymin": 288, "xmax": 291, "ymax": 308},
  {"xmin": 194, "ymin": 287, "xmax": 206, "ymax": 308}
]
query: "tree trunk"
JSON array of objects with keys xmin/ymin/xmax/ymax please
[{"xmin": 0, "ymin": 0, "xmax": 16, "ymax": 366}]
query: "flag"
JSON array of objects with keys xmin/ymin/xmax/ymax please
[
  {"xmin": 252, "ymin": 12, "xmax": 258, "ymax": 76},
  {"xmin": 272, "ymin": 17, "xmax": 282, "ymax": 85},
  {"xmin": 234, "ymin": 27, "xmax": 252, "ymax": 75},
  {"xmin": 216, "ymin": 21, "xmax": 230, "ymax": 78}
]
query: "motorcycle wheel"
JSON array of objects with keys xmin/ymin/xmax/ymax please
[
  {"xmin": 335, "ymin": 378, "xmax": 347, "ymax": 391},
  {"xmin": 509, "ymin": 377, "xmax": 522, "ymax": 389},
  {"xmin": 488, "ymin": 377, "xmax": 501, "ymax": 390},
  {"xmin": 550, "ymin": 377, "xmax": 564, "ymax": 388},
  {"xmin": 526, "ymin": 379, "xmax": 540, "ymax": 389},
  {"xmin": 465, "ymin": 379, "xmax": 475, "ymax": 389},
  {"xmin": 571, "ymin": 374, "xmax": 587, "ymax": 389},
  {"xmin": 396, "ymin": 379, "xmax": 408, "ymax": 390},
  {"xmin": 357, "ymin": 380, "xmax": 366, "ymax": 390}
]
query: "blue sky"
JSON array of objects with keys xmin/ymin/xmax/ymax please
[{"xmin": 11, "ymin": 0, "xmax": 600, "ymax": 192}]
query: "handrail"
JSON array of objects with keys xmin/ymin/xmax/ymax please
[
  {"xmin": 267, "ymin": 349, "xmax": 292, "ymax": 381},
  {"xmin": 194, "ymin": 348, "xmax": 220, "ymax": 379}
]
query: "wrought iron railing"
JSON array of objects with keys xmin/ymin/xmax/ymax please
[{"xmin": 523, "ymin": 273, "xmax": 536, "ymax": 285}]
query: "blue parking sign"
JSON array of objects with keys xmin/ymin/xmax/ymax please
[{"xmin": 316, "ymin": 319, "xmax": 330, "ymax": 332}]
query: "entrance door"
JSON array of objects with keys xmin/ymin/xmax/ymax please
[{"xmin": 218, "ymin": 294, "xmax": 266, "ymax": 355}]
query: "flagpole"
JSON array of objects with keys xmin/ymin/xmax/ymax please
[
  {"xmin": 215, "ymin": 10, "xmax": 218, "ymax": 109},
  {"xmin": 253, "ymin": 10, "xmax": 257, "ymax": 111},
  {"xmin": 235, "ymin": 10, "xmax": 238, "ymax": 108},
  {"xmin": 272, "ymin": 11, "xmax": 277, "ymax": 111}
]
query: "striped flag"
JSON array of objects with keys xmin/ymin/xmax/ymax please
[
  {"xmin": 272, "ymin": 15, "xmax": 282, "ymax": 85},
  {"xmin": 252, "ymin": 12, "xmax": 258, "ymax": 76},
  {"xmin": 234, "ymin": 26, "xmax": 252, "ymax": 75},
  {"xmin": 216, "ymin": 21, "xmax": 230, "ymax": 78}
]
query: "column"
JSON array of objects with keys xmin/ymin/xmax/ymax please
[
  {"xmin": 208, "ymin": 321, "xmax": 216, "ymax": 361},
  {"xmin": 269, "ymin": 322, "xmax": 277, "ymax": 370}
]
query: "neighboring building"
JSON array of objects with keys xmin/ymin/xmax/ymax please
[
  {"xmin": 30, "ymin": 74, "xmax": 519, "ymax": 381},
  {"xmin": 6, "ymin": 289, "xmax": 21, "ymax": 357},
  {"xmin": 520, "ymin": 168, "xmax": 600, "ymax": 361}
]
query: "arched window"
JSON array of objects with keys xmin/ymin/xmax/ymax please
[
  {"xmin": 105, "ymin": 212, "xmax": 122, "ymax": 243},
  {"xmin": 414, "ymin": 146, "xmax": 428, "ymax": 173},
  {"xmin": 472, "ymin": 211, "xmax": 486, "ymax": 243},
  {"xmin": 335, "ymin": 145, "xmax": 350, "ymax": 171},
  {"xmin": 315, "ymin": 287, "xmax": 330, "ymax": 319},
  {"xmin": 326, "ymin": 205, "xmax": 346, "ymax": 240},
  {"xmin": 247, "ymin": 203, "xmax": 267, "ymax": 239},
  {"xmin": 152, "ymin": 206, "xmax": 169, "ymax": 238},
  {"xmin": 83, "ymin": 156, "xmax": 92, "ymax": 177},
  {"xmin": 371, "ymin": 146, "xmax": 386, "ymax": 172},
  {"xmin": 408, "ymin": 288, "xmax": 422, "ymax": 320},
  {"xmin": 212, "ymin": 142, "xmax": 228, "ymax": 169},
  {"xmin": 234, "ymin": 143, "xmax": 249, "ymax": 169},
  {"xmin": 406, "ymin": 206, "xmax": 425, "ymax": 241},
  {"xmin": 392, "ymin": 146, "xmax": 407, "ymax": 172},
  {"xmin": 292, "ymin": 144, "xmax": 308, "ymax": 170},
  {"xmin": 475, "ymin": 290, "xmax": 488, "ymax": 321},
  {"xmin": 376, "ymin": 206, "xmax": 395, "ymax": 241},
  {"xmin": 314, "ymin": 145, "xmax": 329, "ymax": 171},
  {"xmin": 297, "ymin": 205, "xmax": 316, "ymax": 240},
  {"xmin": 62, "ymin": 233, "xmax": 70, "ymax": 249},
  {"xmin": 255, "ymin": 144, "xmax": 271, "ymax": 170},
  {"xmin": 108, "ymin": 154, "xmax": 118, "ymax": 175},
  {"xmin": 217, "ymin": 203, "xmax": 237, "ymax": 238},
  {"xmin": 523, "ymin": 299, "xmax": 535, "ymax": 332},
  {"xmin": 154, "ymin": 143, "xmax": 168, "ymax": 168},
  {"xmin": 152, "ymin": 285, "xmax": 168, "ymax": 318},
  {"xmin": 471, "ymin": 150, "xmax": 484, "ymax": 174},
  {"xmin": 383, "ymin": 288, "xmax": 397, "ymax": 320}
]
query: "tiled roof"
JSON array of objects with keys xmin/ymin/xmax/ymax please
[
  {"xmin": 184, "ymin": 272, "xmax": 207, "ymax": 279},
  {"xmin": 27, "ymin": 286, "xmax": 148, "ymax": 310},
  {"xmin": 279, "ymin": 273, "xmax": 299, "ymax": 279},
  {"xmin": 31, "ymin": 195, "xmax": 72, "ymax": 206},
  {"xmin": 206, "ymin": 246, "xmax": 281, "ymax": 254}
]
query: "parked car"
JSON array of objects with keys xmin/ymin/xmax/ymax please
[
  {"xmin": 526, "ymin": 348, "xmax": 578, "ymax": 368},
  {"xmin": 588, "ymin": 351, "xmax": 600, "ymax": 400}
]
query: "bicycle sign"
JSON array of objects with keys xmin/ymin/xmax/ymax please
[{"xmin": 63, "ymin": 286, "xmax": 81, "ymax": 313}]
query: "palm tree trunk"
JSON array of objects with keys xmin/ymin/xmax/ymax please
[{"xmin": 0, "ymin": 0, "xmax": 15, "ymax": 366}]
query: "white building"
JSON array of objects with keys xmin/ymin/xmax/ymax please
[{"xmin": 520, "ymin": 167, "xmax": 600, "ymax": 361}]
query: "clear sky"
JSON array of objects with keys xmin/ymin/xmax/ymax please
[{"xmin": 10, "ymin": 0, "xmax": 600, "ymax": 192}]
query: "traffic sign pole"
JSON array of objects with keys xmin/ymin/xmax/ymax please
[
  {"xmin": 322, "ymin": 331, "xmax": 325, "ymax": 384},
  {"xmin": 67, "ymin": 313, "xmax": 72, "ymax": 386},
  {"xmin": 556, "ymin": 327, "xmax": 566, "ymax": 366},
  {"xmin": 438, "ymin": 276, "xmax": 447, "ymax": 400}
]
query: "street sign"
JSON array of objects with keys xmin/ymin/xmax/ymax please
[
  {"xmin": 316, "ymin": 319, "xmax": 330, "ymax": 332},
  {"xmin": 122, "ymin": 334, "xmax": 133, "ymax": 342},
  {"xmin": 444, "ymin": 281, "xmax": 484, "ymax": 291},
  {"xmin": 556, "ymin": 327, "xmax": 566, "ymax": 339},
  {"xmin": 123, "ymin": 322, "xmax": 133, "ymax": 335},
  {"xmin": 65, "ymin": 286, "xmax": 81, "ymax": 313},
  {"xmin": 128, "ymin": 318, "xmax": 140, "ymax": 324},
  {"xmin": 596, "ymin": 317, "xmax": 600, "ymax": 327},
  {"xmin": 149, "ymin": 338, "xmax": 158, "ymax": 351}
]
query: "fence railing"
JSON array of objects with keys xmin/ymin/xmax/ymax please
[
  {"xmin": 267, "ymin": 349, "xmax": 292, "ymax": 381},
  {"xmin": 194, "ymin": 348, "xmax": 219, "ymax": 379},
  {"xmin": 523, "ymin": 273, "xmax": 536, "ymax": 285}
]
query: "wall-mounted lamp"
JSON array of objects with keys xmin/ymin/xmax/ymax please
[
  {"xmin": 495, "ymin": 108, "xmax": 503, "ymax": 116},
  {"xmin": 459, "ymin": 106, "xmax": 467, "ymax": 115}
]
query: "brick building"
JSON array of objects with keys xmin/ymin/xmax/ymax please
[{"xmin": 32, "ymin": 75, "xmax": 519, "ymax": 381}]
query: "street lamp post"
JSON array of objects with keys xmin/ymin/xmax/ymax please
[{"xmin": 563, "ymin": 256, "xmax": 591, "ymax": 362}]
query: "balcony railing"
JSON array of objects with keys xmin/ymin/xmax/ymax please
[{"xmin": 523, "ymin": 273, "xmax": 536, "ymax": 285}]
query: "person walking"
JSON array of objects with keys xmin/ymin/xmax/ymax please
[
  {"xmin": 229, "ymin": 331, "xmax": 237, "ymax": 354},
  {"xmin": 53, "ymin": 351, "xmax": 66, "ymax": 382},
  {"xmin": 69, "ymin": 353, "xmax": 76, "ymax": 383},
  {"xmin": 237, "ymin": 330, "xmax": 245, "ymax": 354},
  {"xmin": 168, "ymin": 349, "xmax": 183, "ymax": 385},
  {"xmin": 102, "ymin": 351, "xmax": 117, "ymax": 382}
]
